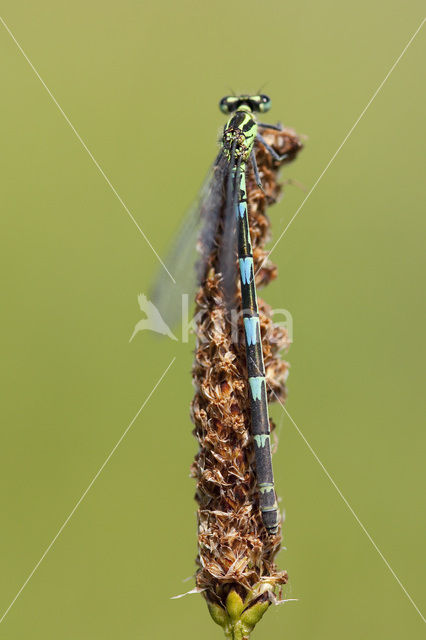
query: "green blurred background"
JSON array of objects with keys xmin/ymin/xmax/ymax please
[{"xmin": 0, "ymin": 1, "xmax": 425, "ymax": 638}]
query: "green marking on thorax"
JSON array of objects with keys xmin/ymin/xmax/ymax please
[{"xmin": 223, "ymin": 105, "xmax": 258, "ymax": 163}]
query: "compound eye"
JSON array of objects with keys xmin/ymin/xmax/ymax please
[
  {"xmin": 259, "ymin": 94, "xmax": 272, "ymax": 113},
  {"xmin": 219, "ymin": 97, "xmax": 230, "ymax": 114}
]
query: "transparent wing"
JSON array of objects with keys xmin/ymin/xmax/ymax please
[
  {"xmin": 218, "ymin": 154, "xmax": 240, "ymax": 309},
  {"xmin": 150, "ymin": 151, "xmax": 227, "ymax": 329}
]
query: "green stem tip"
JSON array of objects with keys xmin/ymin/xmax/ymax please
[{"xmin": 207, "ymin": 587, "xmax": 271, "ymax": 640}]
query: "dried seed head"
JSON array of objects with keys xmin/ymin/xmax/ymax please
[{"xmin": 191, "ymin": 127, "xmax": 303, "ymax": 635}]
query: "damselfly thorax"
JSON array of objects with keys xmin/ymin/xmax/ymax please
[{"xmin": 223, "ymin": 107, "xmax": 258, "ymax": 162}]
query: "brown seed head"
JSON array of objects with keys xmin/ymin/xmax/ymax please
[{"xmin": 190, "ymin": 127, "xmax": 303, "ymax": 619}]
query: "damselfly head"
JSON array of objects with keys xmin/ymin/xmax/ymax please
[{"xmin": 219, "ymin": 94, "xmax": 272, "ymax": 114}]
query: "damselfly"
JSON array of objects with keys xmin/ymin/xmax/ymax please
[{"xmin": 153, "ymin": 94, "xmax": 299, "ymax": 535}]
